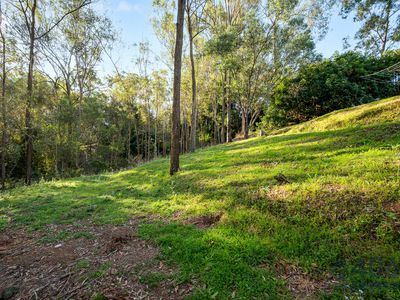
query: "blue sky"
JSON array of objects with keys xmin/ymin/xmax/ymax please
[{"xmin": 97, "ymin": 0, "xmax": 361, "ymax": 76}]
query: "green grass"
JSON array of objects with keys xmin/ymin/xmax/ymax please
[
  {"xmin": 1, "ymin": 96, "xmax": 400, "ymax": 299},
  {"xmin": 139, "ymin": 271, "xmax": 170, "ymax": 288},
  {"xmin": 274, "ymin": 96, "xmax": 400, "ymax": 134}
]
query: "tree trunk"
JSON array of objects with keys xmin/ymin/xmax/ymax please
[
  {"xmin": 147, "ymin": 112, "xmax": 151, "ymax": 160},
  {"xmin": 381, "ymin": 0, "xmax": 391, "ymax": 56},
  {"xmin": 142, "ymin": 127, "xmax": 149, "ymax": 161},
  {"xmin": 241, "ymin": 109, "xmax": 249, "ymax": 139},
  {"xmin": 76, "ymin": 84, "xmax": 83, "ymax": 168},
  {"xmin": 127, "ymin": 120, "xmax": 132, "ymax": 162},
  {"xmin": 187, "ymin": 11, "xmax": 197, "ymax": 152},
  {"xmin": 221, "ymin": 102, "xmax": 226, "ymax": 143},
  {"xmin": 226, "ymin": 73, "xmax": 232, "ymax": 142},
  {"xmin": 154, "ymin": 117, "xmax": 157, "ymax": 158},
  {"xmin": 221, "ymin": 71, "xmax": 227, "ymax": 143},
  {"xmin": 170, "ymin": 0, "xmax": 185, "ymax": 175},
  {"xmin": 162, "ymin": 121, "xmax": 166, "ymax": 157},
  {"xmin": 141, "ymin": 132, "xmax": 145, "ymax": 159},
  {"xmin": 226, "ymin": 100, "xmax": 232, "ymax": 142},
  {"xmin": 181, "ymin": 117, "xmax": 185, "ymax": 153},
  {"xmin": 213, "ymin": 95, "xmax": 219, "ymax": 144},
  {"xmin": 25, "ymin": 0, "xmax": 37, "ymax": 185},
  {"xmin": 0, "ymin": 17, "xmax": 6, "ymax": 189},
  {"xmin": 185, "ymin": 117, "xmax": 189, "ymax": 152},
  {"xmin": 134, "ymin": 117, "xmax": 140, "ymax": 156}
]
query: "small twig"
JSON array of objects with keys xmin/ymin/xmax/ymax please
[
  {"xmin": 60, "ymin": 278, "xmax": 88, "ymax": 299},
  {"xmin": 56, "ymin": 272, "xmax": 73, "ymax": 296},
  {"xmin": 29, "ymin": 282, "xmax": 50, "ymax": 300},
  {"xmin": 59, "ymin": 271, "xmax": 75, "ymax": 280}
]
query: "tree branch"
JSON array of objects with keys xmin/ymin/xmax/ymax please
[{"xmin": 35, "ymin": 0, "xmax": 92, "ymax": 40}]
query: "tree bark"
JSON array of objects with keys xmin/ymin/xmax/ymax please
[
  {"xmin": 220, "ymin": 71, "xmax": 227, "ymax": 143},
  {"xmin": 170, "ymin": 0, "xmax": 185, "ymax": 175},
  {"xmin": 0, "ymin": 15, "xmax": 6, "ymax": 189},
  {"xmin": 162, "ymin": 121, "xmax": 166, "ymax": 157},
  {"xmin": 25, "ymin": 0, "xmax": 37, "ymax": 185},
  {"xmin": 242, "ymin": 109, "xmax": 249, "ymax": 139},
  {"xmin": 127, "ymin": 120, "xmax": 132, "ymax": 162},
  {"xmin": 226, "ymin": 100, "xmax": 232, "ymax": 142},
  {"xmin": 226, "ymin": 74, "xmax": 232, "ymax": 142},
  {"xmin": 221, "ymin": 103, "xmax": 226, "ymax": 143},
  {"xmin": 154, "ymin": 116, "xmax": 158, "ymax": 158},
  {"xmin": 213, "ymin": 94, "xmax": 219, "ymax": 144},
  {"xmin": 185, "ymin": 117, "xmax": 189, "ymax": 152},
  {"xmin": 134, "ymin": 116, "xmax": 140, "ymax": 156},
  {"xmin": 147, "ymin": 110, "xmax": 151, "ymax": 160},
  {"xmin": 187, "ymin": 10, "xmax": 197, "ymax": 152},
  {"xmin": 380, "ymin": 0, "xmax": 391, "ymax": 56}
]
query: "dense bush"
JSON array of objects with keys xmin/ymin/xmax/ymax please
[{"xmin": 262, "ymin": 51, "xmax": 400, "ymax": 128}]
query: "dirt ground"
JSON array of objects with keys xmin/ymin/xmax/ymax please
[{"xmin": 0, "ymin": 220, "xmax": 192, "ymax": 300}]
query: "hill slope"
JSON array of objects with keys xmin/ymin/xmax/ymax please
[
  {"xmin": 274, "ymin": 96, "xmax": 400, "ymax": 134},
  {"xmin": 1, "ymin": 97, "xmax": 400, "ymax": 299}
]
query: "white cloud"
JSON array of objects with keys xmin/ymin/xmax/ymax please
[{"xmin": 117, "ymin": 0, "xmax": 142, "ymax": 13}]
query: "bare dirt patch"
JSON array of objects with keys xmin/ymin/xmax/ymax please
[
  {"xmin": 322, "ymin": 184, "xmax": 345, "ymax": 194},
  {"xmin": 274, "ymin": 260, "xmax": 337, "ymax": 299},
  {"xmin": 266, "ymin": 186, "xmax": 293, "ymax": 202},
  {"xmin": 260, "ymin": 160, "xmax": 280, "ymax": 168},
  {"xmin": 183, "ymin": 213, "xmax": 222, "ymax": 229},
  {"xmin": 384, "ymin": 202, "xmax": 400, "ymax": 215},
  {"xmin": 0, "ymin": 220, "xmax": 192, "ymax": 299}
]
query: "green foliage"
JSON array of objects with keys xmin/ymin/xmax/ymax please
[
  {"xmin": 139, "ymin": 271, "xmax": 169, "ymax": 288},
  {"xmin": 205, "ymin": 28, "xmax": 241, "ymax": 57},
  {"xmin": 263, "ymin": 51, "xmax": 400, "ymax": 128},
  {"xmin": 341, "ymin": 0, "xmax": 400, "ymax": 55},
  {"xmin": 90, "ymin": 293, "xmax": 108, "ymax": 300}
]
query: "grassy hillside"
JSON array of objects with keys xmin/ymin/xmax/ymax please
[
  {"xmin": 274, "ymin": 96, "xmax": 400, "ymax": 135},
  {"xmin": 1, "ymin": 97, "xmax": 400, "ymax": 299}
]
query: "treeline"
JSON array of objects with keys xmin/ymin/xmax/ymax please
[
  {"xmin": 2, "ymin": 70, "xmax": 171, "ymax": 182},
  {"xmin": 263, "ymin": 51, "xmax": 400, "ymax": 127},
  {"xmin": 0, "ymin": 1, "xmax": 173, "ymax": 187},
  {"xmin": 1, "ymin": 0, "xmax": 399, "ymax": 187}
]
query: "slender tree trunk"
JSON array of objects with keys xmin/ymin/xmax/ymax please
[
  {"xmin": 226, "ymin": 74, "xmax": 232, "ymax": 142},
  {"xmin": 154, "ymin": 116, "xmax": 157, "ymax": 158},
  {"xmin": 213, "ymin": 95, "xmax": 219, "ymax": 144},
  {"xmin": 25, "ymin": 0, "xmax": 37, "ymax": 185},
  {"xmin": 170, "ymin": 0, "xmax": 185, "ymax": 175},
  {"xmin": 187, "ymin": 12, "xmax": 197, "ymax": 152},
  {"xmin": 141, "ymin": 132, "xmax": 145, "ymax": 159},
  {"xmin": 185, "ymin": 117, "xmax": 189, "ymax": 152},
  {"xmin": 381, "ymin": 0, "xmax": 391, "ymax": 56},
  {"xmin": 0, "ymin": 19, "xmax": 6, "ymax": 189},
  {"xmin": 144, "ymin": 129, "xmax": 148, "ymax": 161},
  {"xmin": 221, "ymin": 103, "xmax": 226, "ymax": 143},
  {"xmin": 226, "ymin": 100, "xmax": 232, "ymax": 142},
  {"xmin": 134, "ymin": 117, "xmax": 140, "ymax": 157},
  {"xmin": 241, "ymin": 109, "xmax": 249, "ymax": 139},
  {"xmin": 75, "ymin": 84, "xmax": 83, "ymax": 168},
  {"xmin": 221, "ymin": 71, "xmax": 227, "ymax": 143},
  {"xmin": 127, "ymin": 120, "xmax": 132, "ymax": 162},
  {"xmin": 181, "ymin": 118, "xmax": 185, "ymax": 153},
  {"xmin": 162, "ymin": 121, "xmax": 166, "ymax": 157},
  {"xmin": 65, "ymin": 87, "xmax": 73, "ymax": 170},
  {"xmin": 56, "ymin": 111, "xmax": 62, "ymax": 176},
  {"xmin": 147, "ymin": 111, "xmax": 151, "ymax": 160}
]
